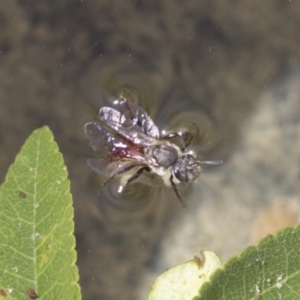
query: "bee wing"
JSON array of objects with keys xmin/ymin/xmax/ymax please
[
  {"xmin": 87, "ymin": 158, "xmax": 143, "ymax": 177},
  {"xmin": 99, "ymin": 107, "xmax": 159, "ymax": 147},
  {"xmin": 100, "ymin": 97, "xmax": 160, "ymax": 139},
  {"xmin": 117, "ymin": 98, "xmax": 160, "ymax": 138},
  {"xmin": 85, "ymin": 121, "xmax": 149, "ymax": 176},
  {"xmin": 84, "ymin": 122, "xmax": 128, "ymax": 152}
]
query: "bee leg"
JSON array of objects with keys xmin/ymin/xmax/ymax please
[
  {"xmin": 102, "ymin": 176, "xmax": 115, "ymax": 187},
  {"xmin": 102, "ymin": 164, "xmax": 140, "ymax": 187},
  {"xmin": 124, "ymin": 166, "xmax": 150, "ymax": 187},
  {"xmin": 163, "ymin": 132, "xmax": 188, "ymax": 150},
  {"xmin": 163, "ymin": 123, "xmax": 196, "ymax": 150},
  {"xmin": 170, "ymin": 175, "xmax": 186, "ymax": 207},
  {"xmin": 163, "ymin": 132, "xmax": 178, "ymax": 139},
  {"xmin": 183, "ymin": 122, "xmax": 196, "ymax": 149}
]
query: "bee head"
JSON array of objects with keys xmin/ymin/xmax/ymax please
[{"xmin": 173, "ymin": 153, "xmax": 200, "ymax": 182}]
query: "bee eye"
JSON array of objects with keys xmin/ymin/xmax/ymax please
[{"xmin": 173, "ymin": 154, "xmax": 200, "ymax": 182}]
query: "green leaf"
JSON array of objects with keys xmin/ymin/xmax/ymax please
[
  {"xmin": 196, "ymin": 225, "xmax": 300, "ymax": 300},
  {"xmin": 148, "ymin": 251, "xmax": 221, "ymax": 300},
  {"xmin": 0, "ymin": 127, "xmax": 81, "ymax": 299}
]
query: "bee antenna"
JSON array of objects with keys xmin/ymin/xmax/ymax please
[{"xmin": 197, "ymin": 160, "xmax": 223, "ymax": 165}]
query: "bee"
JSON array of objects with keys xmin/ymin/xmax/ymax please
[{"xmin": 84, "ymin": 91, "xmax": 222, "ymax": 205}]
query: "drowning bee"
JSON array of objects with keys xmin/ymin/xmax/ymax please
[{"xmin": 84, "ymin": 91, "xmax": 222, "ymax": 205}]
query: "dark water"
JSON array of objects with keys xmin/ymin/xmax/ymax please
[{"xmin": 1, "ymin": 1, "xmax": 300, "ymax": 299}]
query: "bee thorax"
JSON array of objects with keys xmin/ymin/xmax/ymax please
[{"xmin": 147, "ymin": 144, "xmax": 179, "ymax": 168}]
